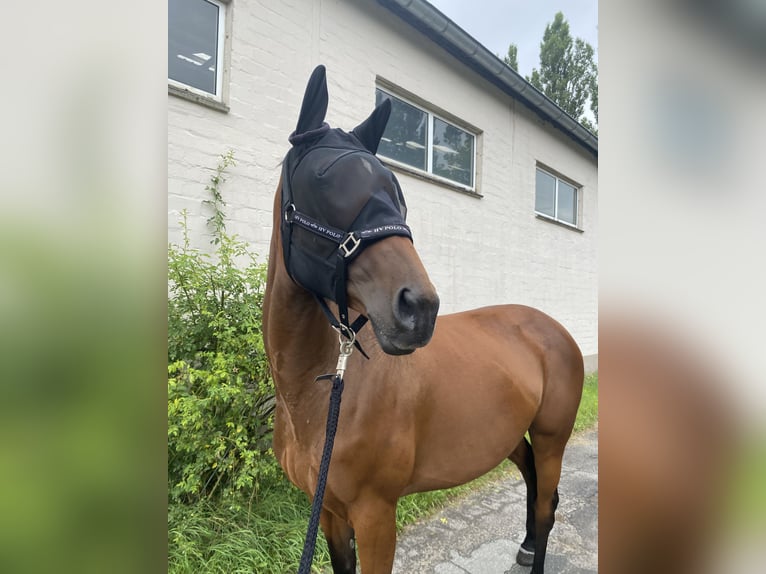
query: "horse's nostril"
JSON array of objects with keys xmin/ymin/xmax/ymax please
[
  {"xmin": 395, "ymin": 288, "xmax": 417, "ymax": 328},
  {"xmin": 394, "ymin": 287, "xmax": 439, "ymax": 335}
]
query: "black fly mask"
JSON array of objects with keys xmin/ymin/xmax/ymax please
[{"xmin": 281, "ymin": 65, "xmax": 412, "ymax": 335}]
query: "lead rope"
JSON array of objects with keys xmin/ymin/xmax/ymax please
[{"xmin": 296, "ymin": 331, "xmax": 355, "ymax": 574}]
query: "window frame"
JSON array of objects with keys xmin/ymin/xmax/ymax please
[
  {"xmin": 168, "ymin": 0, "xmax": 230, "ymax": 112},
  {"xmin": 534, "ymin": 165, "xmax": 582, "ymax": 230},
  {"xmin": 375, "ymin": 86, "xmax": 478, "ymax": 194}
]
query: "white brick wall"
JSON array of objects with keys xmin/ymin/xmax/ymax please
[{"xmin": 168, "ymin": 0, "xmax": 598, "ymax": 360}]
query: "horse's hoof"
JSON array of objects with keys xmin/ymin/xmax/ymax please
[{"xmin": 516, "ymin": 545, "xmax": 535, "ymax": 566}]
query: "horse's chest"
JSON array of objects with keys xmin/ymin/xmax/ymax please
[{"xmin": 273, "ymin": 401, "xmax": 320, "ymax": 493}]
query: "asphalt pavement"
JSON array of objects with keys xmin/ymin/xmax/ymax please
[{"xmin": 391, "ymin": 428, "xmax": 598, "ymax": 574}]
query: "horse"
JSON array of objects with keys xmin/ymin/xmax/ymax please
[{"xmin": 263, "ymin": 65, "xmax": 584, "ymax": 574}]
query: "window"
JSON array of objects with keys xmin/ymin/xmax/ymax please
[
  {"xmin": 375, "ymin": 88, "xmax": 476, "ymax": 190},
  {"xmin": 168, "ymin": 0, "xmax": 227, "ymax": 100},
  {"xmin": 535, "ymin": 167, "xmax": 580, "ymax": 227}
]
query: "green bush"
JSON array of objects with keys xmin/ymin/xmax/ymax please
[{"xmin": 168, "ymin": 215, "xmax": 278, "ymax": 504}]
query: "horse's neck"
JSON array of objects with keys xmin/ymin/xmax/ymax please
[
  {"xmin": 264, "ymin": 271, "xmax": 336, "ymax": 375},
  {"xmin": 263, "ymin": 202, "xmax": 337, "ymax": 404}
]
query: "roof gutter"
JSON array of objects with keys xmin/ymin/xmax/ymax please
[{"xmin": 376, "ymin": 0, "xmax": 598, "ymax": 158}]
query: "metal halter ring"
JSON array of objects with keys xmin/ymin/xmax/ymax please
[
  {"xmin": 333, "ymin": 323, "xmax": 356, "ymax": 345},
  {"xmin": 284, "ymin": 203, "xmax": 296, "ymax": 222}
]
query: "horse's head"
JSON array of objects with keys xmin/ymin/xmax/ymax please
[{"xmin": 280, "ymin": 65, "xmax": 439, "ymax": 355}]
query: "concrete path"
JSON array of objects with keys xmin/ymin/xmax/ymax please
[{"xmin": 391, "ymin": 428, "xmax": 598, "ymax": 574}]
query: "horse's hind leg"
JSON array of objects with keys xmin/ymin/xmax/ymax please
[
  {"xmin": 527, "ymin": 432, "xmax": 567, "ymax": 574},
  {"xmin": 508, "ymin": 437, "xmax": 538, "ymax": 566},
  {"xmin": 320, "ymin": 508, "xmax": 356, "ymax": 574}
]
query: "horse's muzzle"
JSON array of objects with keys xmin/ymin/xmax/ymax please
[{"xmin": 378, "ymin": 286, "xmax": 439, "ymax": 355}]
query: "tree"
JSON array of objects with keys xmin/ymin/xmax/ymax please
[
  {"xmin": 528, "ymin": 12, "xmax": 597, "ymax": 129},
  {"xmin": 504, "ymin": 43, "xmax": 519, "ymax": 71}
]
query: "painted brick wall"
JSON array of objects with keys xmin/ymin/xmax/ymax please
[{"xmin": 168, "ymin": 0, "xmax": 598, "ymax": 361}]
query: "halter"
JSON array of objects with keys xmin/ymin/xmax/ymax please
[{"xmin": 280, "ymin": 126, "xmax": 413, "ymax": 348}]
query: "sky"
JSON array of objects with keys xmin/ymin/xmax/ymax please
[{"xmin": 427, "ymin": 0, "xmax": 598, "ymax": 80}]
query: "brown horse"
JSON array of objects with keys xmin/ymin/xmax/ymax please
[{"xmin": 263, "ymin": 66, "xmax": 584, "ymax": 574}]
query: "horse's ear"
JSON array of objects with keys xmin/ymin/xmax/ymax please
[
  {"xmin": 351, "ymin": 97, "xmax": 392, "ymax": 154},
  {"xmin": 295, "ymin": 65, "xmax": 328, "ymax": 135}
]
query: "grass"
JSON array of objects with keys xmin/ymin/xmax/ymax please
[
  {"xmin": 168, "ymin": 373, "xmax": 598, "ymax": 573},
  {"xmin": 574, "ymin": 371, "xmax": 599, "ymax": 432},
  {"xmin": 168, "ymin": 482, "xmax": 332, "ymax": 574}
]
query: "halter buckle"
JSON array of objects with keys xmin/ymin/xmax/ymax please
[{"xmin": 339, "ymin": 233, "xmax": 361, "ymax": 258}]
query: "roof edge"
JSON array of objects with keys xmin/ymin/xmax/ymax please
[{"xmin": 376, "ymin": 0, "xmax": 598, "ymax": 157}]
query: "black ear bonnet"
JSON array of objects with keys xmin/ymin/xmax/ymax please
[{"xmin": 280, "ymin": 66, "xmax": 411, "ymax": 304}]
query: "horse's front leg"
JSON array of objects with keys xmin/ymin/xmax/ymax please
[
  {"xmin": 348, "ymin": 496, "xmax": 397, "ymax": 574},
  {"xmin": 320, "ymin": 507, "xmax": 356, "ymax": 574}
]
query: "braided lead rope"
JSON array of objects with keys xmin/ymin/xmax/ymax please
[{"xmin": 296, "ymin": 335, "xmax": 354, "ymax": 574}]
